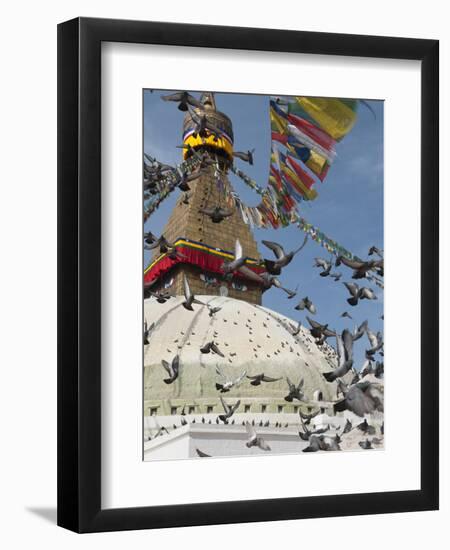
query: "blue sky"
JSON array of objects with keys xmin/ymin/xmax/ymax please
[{"xmin": 144, "ymin": 90, "xmax": 384, "ymax": 369}]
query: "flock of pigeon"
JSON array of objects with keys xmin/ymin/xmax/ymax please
[
  {"xmin": 143, "ymin": 90, "xmax": 384, "ymax": 456},
  {"xmin": 144, "ymin": 224, "xmax": 384, "ymax": 455}
]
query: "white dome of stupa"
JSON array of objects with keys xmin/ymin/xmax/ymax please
[{"xmin": 144, "ymin": 295, "xmax": 341, "ymax": 417}]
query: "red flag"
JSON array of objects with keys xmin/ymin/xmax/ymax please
[
  {"xmin": 287, "ymin": 113, "xmax": 336, "ymax": 152},
  {"xmin": 286, "ymin": 156, "xmax": 316, "ymax": 190}
]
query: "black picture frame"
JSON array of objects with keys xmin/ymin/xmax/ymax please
[{"xmin": 57, "ymin": 17, "xmax": 439, "ymax": 533}]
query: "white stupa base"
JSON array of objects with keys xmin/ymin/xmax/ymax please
[{"xmin": 143, "ymin": 411, "xmax": 384, "ymax": 460}]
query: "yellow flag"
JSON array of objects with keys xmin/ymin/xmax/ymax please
[
  {"xmin": 281, "ymin": 163, "xmax": 318, "ymax": 201},
  {"xmin": 286, "ymin": 144, "xmax": 328, "ymax": 179},
  {"xmin": 270, "ymin": 107, "xmax": 288, "ymax": 134},
  {"xmin": 306, "ymin": 150, "xmax": 329, "ymax": 178},
  {"xmin": 295, "ymin": 97, "xmax": 357, "ymax": 140}
]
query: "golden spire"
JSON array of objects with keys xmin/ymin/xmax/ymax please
[
  {"xmin": 199, "ymin": 92, "xmax": 217, "ymax": 110},
  {"xmin": 182, "ymin": 93, "xmax": 234, "ymax": 163}
]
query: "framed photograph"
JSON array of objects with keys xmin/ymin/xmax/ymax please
[{"xmin": 58, "ymin": 17, "xmax": 439, "ymax": 533}]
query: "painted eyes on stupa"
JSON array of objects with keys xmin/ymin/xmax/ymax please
[
  {"xmin": 200, "ymin": 273, "xmax": 219, "ymax": 286},
  {"xmin": 232, "ymin": 281, "xmax": 247, "ymax": 292},
  {"xmin": 199, "ymin": 272, "xmax": 247, "ymax": 292}
]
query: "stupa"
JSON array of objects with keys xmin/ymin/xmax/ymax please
[
  {"xmin": 142, "ymin": 93, "xmax": 368, "ymax": 460},
  {"xmin": 144, "ymin": 92, "xmax": 264, "ymax": 304}
]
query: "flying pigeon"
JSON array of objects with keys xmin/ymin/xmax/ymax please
[
  {"xmin": 222, "ymin": 239, "xmax": 246, "ymax": 274},
  {"xmin": 200, "ymin": 341, "xmax": 225, "ymax": 357},
  {"xmin": 161, "ymin": 91, "xmax": 205, "ymax": 111},
  {"xmin": 284, "ymin": 377, "xmax": 304, "ymax": 402},
  {"xmin": 261, "ymin": 235, "xmax": 308, "ymax": 275},
  {"xmin": 161, "ymin": 355, "xmax": 180, "ymax": 384},
  {"xmin": 322, "ymin": 324, "xmax": 366, "ymax": 382},
  {"xmin": 334, "ymin": 381, "xmax": 384, "ymax": 417},
  {"xmin": 218, "ymin": 396, "xmax": 240, "ymax": 424},
  {"xmin": 245, "ymin": 422, "xmax": 271, "ymax": 451},
  {"xmin": 182, "ymin": 274, "xmax": 205, "ymax": 311},
  {"xmin": 343, "ymin": 282, "xmax": 377, "ymax": 306},
  {"xmin": 246, "ymin": 373, "xmax": 282, "ymax": 386},
  {"xmin": 330, "ymin": 272, "xmax": 342, "ymax": 281},
  {"xmin": 176, "ymin": 166, "xmax": 207, "ymax": 191},
  {"xmin": 295, "ymin": 296, "xmax": 317, "ymax": 314},
  {"xmin": 306, "ymin": 317, "xmax": 336, "ymax": 345},
  {"xmin": 299, "ymin": 409, "xmax": 320, "ymax": 426},
  {"xmin": 233, "ymin": 149, "xmax": 255, "ymax": 165},
  {"xmin": 313, "ymin": 257, "xmax": 333, "ymax": 277},
  {"xmin": 261, "ymin": 273, "xmax": 297, "ymax": 298},
  {"xmin": 215, "ymin": 366, "xmax": 247, "ymax": 392},
  {"xmin": 365, "ymin": 326, "xmax": 384, "ymax": 356},
  {"xmin": 336, "ymin": 255, "xmax": 384, "ymax": 279},
  {"xmin": 188, "ymin": 107, "xmax": 224, "ymax": 141},
  {"xmin": 199, "ymin": 206, "xmax": 233, "ymax": 223}
]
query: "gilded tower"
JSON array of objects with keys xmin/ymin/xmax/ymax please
[{"xmin": 144, "ymin": 93, "xmax": 264, "ymax": 304}]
